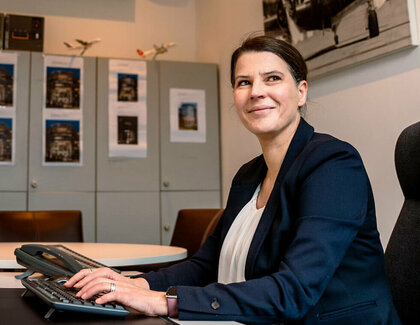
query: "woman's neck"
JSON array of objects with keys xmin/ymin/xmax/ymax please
[
  {"xmin": 255, "ymin": 117, "xmax": 300, "ymax": 209},
  {"xmin": 258, "ymin": 117, "xmax": 299, "ymax": 175}
]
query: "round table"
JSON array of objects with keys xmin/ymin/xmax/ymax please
[{"xmin": 0, "ymin": 242, "xmax": 187, "ymax": 269}]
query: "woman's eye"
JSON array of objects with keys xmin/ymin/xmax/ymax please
[
  {"xmin": 267, "ymin": 75, "xmax": 281, "ymax": 82},
  {"xmin": 236, "ymin": 80, "xmax": 250, "ymax": 87}
]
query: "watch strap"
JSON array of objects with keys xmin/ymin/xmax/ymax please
[{"xmin": 166, "ymin": 286, "xmax": 178, "ymax": 317}]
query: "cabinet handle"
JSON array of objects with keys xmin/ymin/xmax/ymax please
[
  {"xmin": 163, "ymin": 224, "xmax": 170, "ymax": 231},
  {"xmin": 31, "ymin": 179, "xmax": 38, "ymax": 188},
  {"xmin": 163, "ymin": 181, "xmax": 170, "ymax": 188}
]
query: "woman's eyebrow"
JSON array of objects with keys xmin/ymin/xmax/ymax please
[
  {"xmin": 234, "ymin": 75, "xmax": 251, "ymax": 82},
  {"xmin": 261, "ymin": 70, "xmax": 284, "ymax": 77}
]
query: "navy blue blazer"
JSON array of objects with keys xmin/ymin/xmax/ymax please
[{"xmin": 143, "ymin": 118, "xmax": 400, "ymax": 324}]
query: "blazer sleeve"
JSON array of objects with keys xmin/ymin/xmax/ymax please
[{"xmin": 173, "ymin": 140, "xmax": 370, "ymax": 323}]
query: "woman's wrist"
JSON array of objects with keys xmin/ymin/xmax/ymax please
[
  {"xmin": 155, "ymin": 291, "xmax": 169, "ymax": 316},
  {"xmin": 132, "ymin": 277, "xmax": 150, "ymax": 289}
]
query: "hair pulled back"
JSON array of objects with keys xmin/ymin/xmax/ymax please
[{"xmin": 230, "ymin": 35, "xmax": 308, "ymax": 87}]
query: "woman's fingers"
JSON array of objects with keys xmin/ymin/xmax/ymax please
[
  {"xmin": 64, "ymin": 267, "xmax": 95, "ymax": 288},
  {"xmin": 77, "ymin": 279, "xmax": 115, "ymax": 299},
  {"xmin": 69, "ymin": 277, "xmax": 167, "ymax": 317},
  {"xmin": 64, "ymin": 267, "xmax": 118, "ymax": 289}
]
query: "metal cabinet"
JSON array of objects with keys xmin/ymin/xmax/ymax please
[{"xmin": 0, "ymin": 55, "xmax": 221, "ymax": 244}]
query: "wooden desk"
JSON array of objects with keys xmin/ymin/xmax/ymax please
[{"xmin": 0, "ymin": 242, "xmax": 187, "ymax": 270}]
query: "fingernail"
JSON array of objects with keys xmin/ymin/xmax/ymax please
[{"xmin": 81, "ymin": 294, "xmax": 86, "ymax": 299}]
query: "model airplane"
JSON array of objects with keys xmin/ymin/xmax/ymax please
[
  {"xmin": 64, "ymin": 38, "xmax": 101, "ymax": 56},
  {"xmin": 136, "ymin": 42, "xmax": 176, "ymax": 60}
]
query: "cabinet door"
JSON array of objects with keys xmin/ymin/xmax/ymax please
[
  {"xmin": 161, "ymin": 191, "xmax": 221, "ymax": 245},
  {"xmin": 97, "ymin": 192, "xmax": 160, "ymax": 244},
  {"xmin": 159, "ymin": 61, "xmax": 220, "ymax": 191},
  {"xmin": 0, "ymin": 193, "xmax": 27, "ymax": 210},
  {"xmin": 28, "ymin": 53, "xmax": 96, "ymax": 242},
  {"xmin": 96, "ymin": 59, "xmax": 160, "ymax": 191},
  {"xmin": 0, "ymin": 51, "xmax": 30, "ymax": 208},
  {"xmin": 28, "ymin": 192, "xmax": 95, "ymax": 242},
  {"xmin": 28, "ymin": 53, "xmax": 96, "ymax": 192}
]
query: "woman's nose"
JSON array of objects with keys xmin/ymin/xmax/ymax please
[{"xmin": 250, "ymin": 80, "xmax": 266, "ymax": 99}]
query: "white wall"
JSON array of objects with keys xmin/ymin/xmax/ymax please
[
  {"xmin": 2, "ymin": 0, "xmax": 419, "ymax": 247},
  {"xmin": 0, "ymin": 0, "xmax": 196, "ymax": 61},
  {"xmin": 196, "ymin": 0, "xmax": 264, "ymax": 206},
  {"xmin": 196, "ymin": 0, "xmax": 420, "ymax": 248}
]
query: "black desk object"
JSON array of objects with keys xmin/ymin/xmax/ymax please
[{"xmin": 0, "ymin": 288, "xmax": 173, "ymax": 325}]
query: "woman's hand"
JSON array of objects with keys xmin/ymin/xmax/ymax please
[
  {"xmin": 64, "ymin": 268, "xmax": 167, "ymax": 316},
  {"xmin": 64, "ymin": 267, "xmax": 149, "ymax": 290}
]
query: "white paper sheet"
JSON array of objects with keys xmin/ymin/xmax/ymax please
[
  {"xmin": 0, "ymin": 52, "xmax": 17, "ymax": 166},
  {"xmin": 170, "ymin": 88, "xmax": 206, "ymax": 143},
  {"xmin": 42, "ymin": 55, "xmax": 84, "ymax": 166},
  {"xmin": 108, "ymin": 59, "xmax": 147, "ymax": 158}
]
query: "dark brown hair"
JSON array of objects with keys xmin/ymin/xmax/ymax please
[{"xmin": 230, "ymin": 35, "xmax": 308, "ymax": 87}]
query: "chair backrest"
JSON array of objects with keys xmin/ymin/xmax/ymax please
[
  {"xmin": 0, "ymin": 210, "xmax": 83, "ymax": 242},
  {"xmin": 170, "ymin": 208, "xmax": 223, "ymax": 259},
  {"xmin": 200, "ymin": 209, "xmax": 223, "ymax": 246},
  {"xmin": 384, "ymin": 121, "xmax": 420, "ymax": 324}
]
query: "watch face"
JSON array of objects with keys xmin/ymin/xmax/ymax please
[{"xmin": 166, "ymin": 286, "xmax": 177, "ymax": 298}]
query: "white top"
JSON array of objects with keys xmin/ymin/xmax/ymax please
[{"xmin": 218, "ymin": 184, "xmax": 265, "ymax": 284}]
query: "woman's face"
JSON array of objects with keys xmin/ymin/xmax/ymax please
[{"xmin": 233, "ymin": 51, "xmax": 307, "ymax": 140}]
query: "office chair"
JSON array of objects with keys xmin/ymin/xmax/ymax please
[
  {"xmin": 384, "ymin": 121, "xmax": 420, "ymax": 325},
  {"xmin": 0, "ymin": 210, "xmax": 83, "ymax": 242},
  {"xmin": 171, "ymin": 208, "xmax": 224, "ymax": 259}
]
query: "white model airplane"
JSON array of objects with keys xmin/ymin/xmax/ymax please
[
  {"xmin": 64, "ymin": 38, "xmax": 101, "ymax": 56},
  {"xmin": 136, "ymin": 42, "xmax": 176, "ymax": 60}
]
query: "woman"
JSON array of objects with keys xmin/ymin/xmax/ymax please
[{"xmin": 65, "ymin": 35, "xmax": 400, "ymax": 324}]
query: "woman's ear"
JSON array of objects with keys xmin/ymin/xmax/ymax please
[{"xmin": 297, "ymin": 80, "xmax": 308, "ymax": 107}]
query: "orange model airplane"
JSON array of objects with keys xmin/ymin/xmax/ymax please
[{"xmin": 136, "ymin": 42, "xmax": 176, "ymax": 60}]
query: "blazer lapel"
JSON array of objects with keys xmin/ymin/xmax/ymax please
[
  {"xmin": 245, "ymin": 118, "xmax": 314, "ymax": 278},
  {"xmin": 220, "ymin": 156, "xmax": 267, "ymax": 241}
]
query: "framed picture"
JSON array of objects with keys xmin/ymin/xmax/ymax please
[
  {"xmin": 44, "ymin": 119, "xmax": 80, "ymax": 164},
  {"xmin": 0, "ymin": 118, "xmax": 12, "ymax": 163},
  {"xmin": 263, "ymin": 0, "xmax": 418, "ymax": 79},
  {"xmin": 46, "ymin": 67, "xmax": 80, "ymax": 109},
  {"xmin": 0, "ymin": 64, "xmax": 14, "ymax": 107}
]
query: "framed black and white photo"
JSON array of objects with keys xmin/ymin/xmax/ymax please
[{"xmin": 263, "ymin": 0, "xmax": 418, "ymax": 78}]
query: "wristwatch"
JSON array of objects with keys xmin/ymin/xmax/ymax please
[{"xmin": 165, "ymin": 286, "xmax": 178, "ymax": 317}]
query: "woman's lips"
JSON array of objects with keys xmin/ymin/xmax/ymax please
[{"xmin": 248, "ymin": 105, "xmax": 274, "ymax": 114}]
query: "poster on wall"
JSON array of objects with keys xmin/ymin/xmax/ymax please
[
  {"xmin": 44, "ymin": 119, "xmax": 81, "ymax": 164},
  {"xmin": 263, "ymin": 0, "xmax": 418, "ymax": 79},
  {"xmin": 0, "ymin": 53, "xmax": 17, "ymax": 165},
  {"xmin": 42, "ymin": 55, "xmax": 83, "ymax": 166},
  {"xmin": 169, "ymin": 88, "xmax": 206, "ymax": 143},
  {"xmin": 108, "ymin": 59, "xmax": 147, "ymax": 158}
]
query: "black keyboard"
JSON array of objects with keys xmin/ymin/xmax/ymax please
[{"xmin": 21, "ymin": 276, "xmax": 130, "ymax": 319}]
